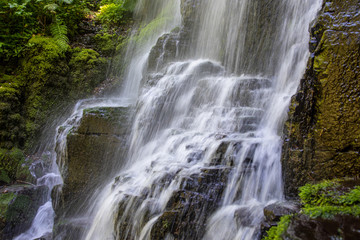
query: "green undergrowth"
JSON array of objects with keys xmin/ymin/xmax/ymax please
[
  {"xmin": 263, "ymin": 179, "xmax": 360, "ymax": 239},
  {"xmin": 263, "ymin": 215, "xmax": 291, "ymax": 240},
  {"xmin": 299, "ymin": 179, "xmax": 360, "ymax": 218}
]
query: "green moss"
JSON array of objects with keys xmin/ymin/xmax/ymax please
[
  {"xmin": 0, "ymin": 192, "xmax": 16, "ymax": 222},
  {"xmin": 263, "ymin": 215, "xmax": 291, "ymax": 240},
  {"xmin": 302, "ymin": 205, "xmax": 360, "ymax": 218},
  {"xmin": 94, "ymin": 32, "xmax": 118, "ymax": 55},
  {"xmin": 0, "ymin": 169, "xmax": 11, "ymax": 184},
  {"xmin": 68, "ymin": 47, "xmax": 107, "ymax": 96},
  {"xmin": 299, "ymin": 179, "xmax": 360, "ymax": 219},
  {"xmin": 5, "ymin": 194, "xmax": 32, "ymax": 222},
  {"xmin": 0, "ymin": 148, "xmax": 25, "ymax": 183}
]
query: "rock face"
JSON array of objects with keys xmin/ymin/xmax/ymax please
[
  {"xmin": 53, "ymin": 107, "xmax": 132, "ymax": 238},
  {"xmin": 146, "ymin": 0, "xmax": 201, "ymax": 74},
  {"xmin": 282, "ymin": 0, "xmax": 360, "ymax": 198}
]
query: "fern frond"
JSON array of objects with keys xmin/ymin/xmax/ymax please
[
  {"xmin": 58, "ymin": 0, "xmax": 73, "ymax": 4},
  {"xmin": 44, "ymin": 3, "xmax": 59, "ymax": 11},
  {"xmin": 50, "ymin": 21, "xmax": 69, "ymax": 52}
]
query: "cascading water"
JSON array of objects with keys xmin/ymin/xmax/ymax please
[{"xmin": 82, "ymin": 0, "xmax": 322, "ymax": 240}]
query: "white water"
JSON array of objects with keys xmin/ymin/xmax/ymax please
[{"xmin": 83, "ymin": 0, "xmax": 322, "ymax": 240}]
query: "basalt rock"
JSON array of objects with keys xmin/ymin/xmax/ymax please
[
  {"xmin": 282, "ymin": 0, "xmax": 360, "ymax": 198},
  {"xmin": 53, "ymin": 107, "xmax": 132, "ymax": 237},
  {"xmin": 285, "ymin": 214, "xmax": 360, "ymax": 240}
]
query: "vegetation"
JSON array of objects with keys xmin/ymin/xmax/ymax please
[
  {"xmin": 263, "ymin": 179, "xmax": 360, "ymax": 239},
  {"xmin": 0, "ymin": 0, "xmax": 136, "ymax": 186},
  {"xmin": 263, "ymin": 215, "xmax": 291, "ymax": 240},
  {"xmin": 299, "ymin": 179, "xmax": 360, "ymax": 218}
]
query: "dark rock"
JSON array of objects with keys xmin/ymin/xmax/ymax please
[
  {"xmin": 263, "ymin": 202, "xmax": 300, "ymax": 223},
  {"xmin": 282, "ymin": 0, "xmax": 360, "ymax": 198},
  {"xmin": 0, "ymin": 185, "xmax": 48, "ymax": 240},
  {"xmin": 286, "ymin": 214, "xmax": 360, "ymax": 240}
]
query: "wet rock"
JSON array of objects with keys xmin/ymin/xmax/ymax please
[
  {"xmin": 53, "ymin": 106, "xmax": 132, "ymax": 237},
  {"xmin": 0, "ymin": 185, "xmax": 48, "ymax": 240},
  {"xmin": 263, "ymin": 202, "xmax": 300, "ymax": 223},
  {"xmin": 146, "ymin": 0, "xmax": 201, "ymax": 74},
  {"xmin": 282, "ymin": 0, "xmax": 360, "ymax": 198},
  {"xmin": 285, "ymin": 214, "xmax": 360, "ymax": 240},
  {"xmin": 150, "ymin": 167, "xmax": 229, "ymax": 240}
]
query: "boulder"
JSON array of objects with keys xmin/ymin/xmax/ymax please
[{"xmin": 53, "ymin": 106, "xmax": 132, "ymax": 237}]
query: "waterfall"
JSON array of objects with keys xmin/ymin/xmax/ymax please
[
  {"xmin": 83, "ymin": 0, "xmax": 322, "ymax": 240},
  {"xmin": 14, "ymin": 0, "xmax": 322, "ymax": 239}
]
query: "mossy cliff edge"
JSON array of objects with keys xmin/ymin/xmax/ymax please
[{"xmin": 282, "ymin": 0, "xmax": 360, "ymax": 198}]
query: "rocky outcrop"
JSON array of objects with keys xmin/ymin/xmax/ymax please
[
  {"xmin": 282, "ymin": 0, "xmax": 360, "ymax": 198},
  {"xmin": 53, "ymin": 107, "xmax": 132, "ymax": 238}
]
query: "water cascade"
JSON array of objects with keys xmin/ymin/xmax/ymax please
[{"xmin": 82, "ymin": 0, "xmax": 322, "ymax": 239}]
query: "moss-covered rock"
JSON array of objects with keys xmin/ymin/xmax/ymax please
[
  {"xmin": 0, "ymin": 148, "xmax": 33, "ymax": 186},
  {"xmin": 282, "ymin": 0, "xmax": 360, "ymax": 198},
  {"xmin": 263, "ymin": 179, "xmax": 360, "ymax": 240},
  {"xmin": 0, "ymin": 36, "xmax": 110, "ymax": 150},
  {"xmin": 68, "ymin": 47, "xmax": 107, "ymax": 97},
  {"xmin": 0, "ymin": 76, "xmax": 26, "ymax": 149},
  {"xmin": 0, "ymin": 185, "xmax": 48, "ymax": 240}
]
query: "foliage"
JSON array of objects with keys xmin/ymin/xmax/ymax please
[
  {"xmin": 263, "ymin": 215, "xmax": 291, "ymax": 240},
  {"xmin": 299, "ymin": 180, "xmax": 360, "ymax": 218},
  {"xmin": 97, "ymin": 3, "xmax": 126, "ymax": 26},
  {"xmin": 0, "ymin": 192, "xmax": 16, "ymax": 221},
  {"xmin": 0, "ymin": 148, "xmax": 25, "ymax": 184},
  {"xmin": 96, "ymin": 0, "xmax": 136, "ymax": 28},
  {"xmin": 50, "ymin": 18, "xmax": 69, "ymax": 52},
  {"xmin": 299, "ymin": 179, "xmax": 341, "ymax": 206},
  {"xmin": 0, "ymin": 0, "xmax": 90, "ymax": 61},
  {"xmin": 68, "ymin": 47, "xmax": 107, "ymax": 95}
]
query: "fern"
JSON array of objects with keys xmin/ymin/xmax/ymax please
[
  {"xmin": 50, "ymin": 19, "xmax": 69, "ymax": 51},
  {"xmin": 57, "ymin": 0, "xmax": 73, "ymax": 4},
  {"xmin": 44, "ymin": 3, "xmax": 58, "ymax": 12}
]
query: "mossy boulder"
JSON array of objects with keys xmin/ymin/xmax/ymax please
[
  {"xmin": 59, "ymin": 107, "xmax": 131, "ymax": 206},
  {"xmin": 0, "ymin": 185, "xmax": 48, "ymax": 240},
  {"xmin": 0, "ymin": 148, "xmax": 34, "ymax": 186},
  {"xmin": 263, "ymin": 179, "xmax": 360, "ymax": 240},
  {"xmin": 282, "ymin": 0, "xmax": 360, "ymax": 198},
  {"xmin": 68, "ymin": 47, "xmax": 107, "ymax": 97}
]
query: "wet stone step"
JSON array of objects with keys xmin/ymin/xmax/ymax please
[{"xmin": 234, "ymin": 77, "xmax": 272, "ymax": 90}]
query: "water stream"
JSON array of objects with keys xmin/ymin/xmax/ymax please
[{"xmin": 14, "ymin": 0, "xmax": 322, "ymax": 239}]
